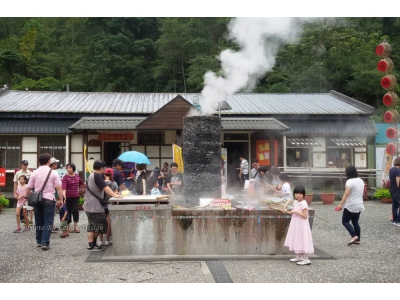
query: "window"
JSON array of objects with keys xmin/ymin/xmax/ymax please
[
  {"xmin": 0, "ymin": 136, "xmax": 21, "ymax": 169},
  {"xmin": 38, "ymin": 136, "xmax": 66, "ymax": 162},
  {"xmin": 138, "ymin": 131, "xmax": 165, "ymax": 145},
  {"xmin": 286, "ymin": 137, "xmax": 319, "ymax": 168},
  {"xmin": 286, "ymin": 147, "xmax": 311, "ymax": 168}
]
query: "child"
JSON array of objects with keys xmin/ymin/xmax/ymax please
[
  {"xmin": 97, "ymin": 168, "xmax": 118, "ymax": 247},
  {"xmin": 150, "ymin": 179, "xmax": 161, "ymax": 195},
  {"xmin": 58, "ymin": 200, "xmax": 69, "ymax": 238},
  {"xmin": 274, "ymin": 173, "xmax": 292, "ymax": 200},
  {"xmin": 283, "ymin": 186, "xmax": 314, "ymax": 266},
  {"xmin": 13, "ymin": 175, "xmax": 30, "ymax": 233}
]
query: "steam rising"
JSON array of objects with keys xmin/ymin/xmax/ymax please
[{"xmin": 195, "ymin": 17, "xmax": 308, "ymax": 115}]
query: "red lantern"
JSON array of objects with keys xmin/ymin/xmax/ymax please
[
  {"xmin": 376, "ymin": 42, "xmax": 392, "ymax": 57},
  {"xmin": 383, "ymin": 92, "xmax": 399, "ymax": 107},
  {"xmin": 381, "ymin": 75, "xmax": 397, "ymax": 90},
  {"xmin": 383, "ymin": 110, "xmax": 400, "ymax": 123},
  {"xmin": 377, "ymin": 58, "xmax": 394, "ymax": 73},
  {"xmin": 386, "ymin": 143, "xmax": 397, "ymax": 156},
  {"xmin": 386, "ymin": 127, "xmax": 398, "ymax": 139}
]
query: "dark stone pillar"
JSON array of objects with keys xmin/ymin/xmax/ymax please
[{"xmin": 183, "ymin": 116, "xmax": 222, "ymax": 206}]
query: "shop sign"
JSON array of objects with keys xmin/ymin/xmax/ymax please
[
  {"xmin": 210, "ymin": 198, "xmax": 231, "ymax": 207},
  {"xmin": 98, "ymin": 133, "xmax": 134, "ymax": 141},
  {"xmin": 0, "ymin": 168, "xmax": 6, "ymax": 186}
]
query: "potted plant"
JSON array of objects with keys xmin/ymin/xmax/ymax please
[
  {"xmin": 78, "ymin": 196, "xmax": 84, "ymax": 210},
  {"xmin": 374, "ymin": 180, "xmax": 392, "ymax": 203},
  {"xmin": 0, "ymin": 194, "xmax": 10, "ymax": 213},
  {"xmin": 304, "ymin": 189, "xmax": 313, "ymax": 206},
  {"xmin": 319, "ymin": 186, "xmax": 335, "ymax": 205}
]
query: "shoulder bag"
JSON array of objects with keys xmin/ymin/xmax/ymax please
[
  {"xmin": 28, "ymin": 169, "xmax": 52, "ymax": 206},
  {"xmin": 86, "ymin": 184, "xmax": 108, "ymax": 206}
]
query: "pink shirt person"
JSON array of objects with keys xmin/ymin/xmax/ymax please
[{"xmin": 27, "ymin": 166, "xmax": 62, "ymax": 200}]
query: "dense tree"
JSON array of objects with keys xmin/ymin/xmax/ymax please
[{"xmin": 0, "ymin": 17, "xmax": 399, "ymax": 114}]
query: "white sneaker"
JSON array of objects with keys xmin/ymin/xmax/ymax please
[
  {"xmin": 297, "ymin": 259, "xmax": 311, "ymax": 265},
  {"xmin": 105, "ymin": 240, "xmax": 112, "ymax": 246},
  {"xmin": 97, "ymin": 240, "xmax": 104, "ymax": 247},
  {"xmin": 289, "ymin": 257, "xmax": 303, "ymax": 262}
]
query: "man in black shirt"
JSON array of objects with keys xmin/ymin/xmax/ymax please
[
  {"xmin": 389, "ymin": 157, "xmax": 400, "ymax": 226},
  {"xmin": 112, "ymin": 159, "xmax": 126, "ymax": 191},
  {"xmin": 84, "ymin": 160, "xmax": 122, "ymax": 251},
  {"xmin": 165, "ymin": 162, "xmax": 183, "ymax": 195}
]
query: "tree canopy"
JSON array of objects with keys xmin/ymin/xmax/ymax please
[{"xmin": 0, "ymin": 17, "xmax": 399, "ymax": 113}]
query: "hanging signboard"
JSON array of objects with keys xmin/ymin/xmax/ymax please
[
  {"xmin": 97, "ymin": 133, "xmax": 134, "ymax": 141},
  {"xmin": 0, "ymin": 168, "xmax": 6, "ymax": 186}
]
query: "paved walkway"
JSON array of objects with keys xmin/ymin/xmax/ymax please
[{"xmin": 0, "ymin": 199, "xmax": 399, "ymax": 283}]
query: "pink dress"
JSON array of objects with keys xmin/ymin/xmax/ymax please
[
  {"xmin": 16, "ymin": 185, "xmax": 27, "ymax": 206},
  {"xmin": 284, "ymin": 200, "xmax": 314, "ymax": 254}
]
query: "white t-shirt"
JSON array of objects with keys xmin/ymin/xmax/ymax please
[
  {"xmin": 281, "ymin": 182, "xmax": 292, "ymax": 200},
  {"xmin": 13, "ymin": 169, "xmax": 32, "ymax": 185},
  {"xmin": 345, "ymin": 178, "xmax": 365, "ymax": 213},
  {"xmin": 240, "ymin": 159, "xmax": 249, "ymax": 175}
]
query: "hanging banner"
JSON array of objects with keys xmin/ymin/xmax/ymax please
[
  {"xmin": 172, "ymin": 144, "xmax": 184, "ymax": 173},
  {"xmin": 0, "ymin": 168, "xmax": 6, "ymax": 186},
  {"xmin": 84, "ymin": 143, "xmax": 90, "ymax": 181}
]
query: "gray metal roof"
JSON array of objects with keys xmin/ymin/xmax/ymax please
[
  {"xmin": 280, "ymin": 119, "xmax": 377, "ymax": 136},
  {"xmin": 0, "ymin": 119, "xmax": 77, "ymax": 134},
  {"xmin": 0, "ymin": 90, "xmax": 374, "ymax": 115},
  {"xmin": 68, "ymin": 117, "xmax": 289, "ymax": 132},
  {"xmin": 287, "ymin": 137, "xmax": 321, "ymax": 146},
  {"xmin": 221, "ymin": 118, "xmax": 289, "ymax": 131},
  {"xmin": 69, "ymin": 117, "xmax": 147, "ymax": 130},
  {"xmin": 329, "ymin": 138, "xmax": 366, "ymax": 147}
]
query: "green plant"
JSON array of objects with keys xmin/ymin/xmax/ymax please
[
  {"xmin": 373, "ymin": 188, "xmax": 391, "ymax": 199},
  {"xmin": 79, "ymin": 196, "xmax": 84, "ymax": 205},
  {"xmin": 321, "ymin": 186, "xmax": 334, "ymax": 193},
  {"xmin": 305, "ymin": 189, "xmax": 313, "ymax": 195},
  {"xmin": 0, "ymin": 194, "xmax": 10, "ymax": 207}
]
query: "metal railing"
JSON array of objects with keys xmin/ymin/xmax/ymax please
[{"xmin": 281, "ymin": 167, "xmax": 381, "ymax": 191}]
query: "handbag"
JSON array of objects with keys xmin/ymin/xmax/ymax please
[
  {"xmin": 28, "ymin": 169, "xmax": 52, "ymax": 206},
  {"xmin": 86, "ymin": 185, "xmax": 108, "ymax": 206}
]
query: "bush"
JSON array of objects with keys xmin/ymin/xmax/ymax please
[
  {"xmin": 0, "ymin": 194, "xmax": 10, "ymax": 207},
  {"xmin": 321, "ymin": 186, "xmax": 334, "ymax": 193},
  {"xmin": 373, "ymin": 188, "xmax": 391, "ymax": 199}
]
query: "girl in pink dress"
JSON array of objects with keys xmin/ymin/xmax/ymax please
[
  {"xmin": 283, "ymin": 186, "xmax": 314, "ymax": 265},
  {"xmin": 13, "ymin": 175, "xmax": 30, "ymax": 233}
]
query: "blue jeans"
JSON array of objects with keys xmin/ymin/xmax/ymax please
[
  {"xmin": 34, "ymin": 199, "xmax": 55, "ymax": 246},
  {"xmin": 390, "ymin": 192, "xmax": 400, "ymax": 223},
  {"xmin": 342, "ymin": 208, "xmax": 361, "ymax": 241}
]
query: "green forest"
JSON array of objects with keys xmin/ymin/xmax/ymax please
[{"xmin": 1, "ymin": 17, "xmax": 400, "ymax": 115}]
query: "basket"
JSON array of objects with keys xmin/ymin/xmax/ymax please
[
  {"xmin": 386, "ymin": 143, "xmax": 397, "ymax": 156},
  {"xmin": 381, "ymin": 75, "xmax": 397, "ymax": 90},
  {"xmin": 377, "ymin": 58, "xmax": 394, "ymax": 73},
  {"xmin": 383, "ymin": 91, "xmax": 398, "ymax": 107},
  {"xmin": 386, "ymin": 127, "xmax": 399, "ymax": 139},
  {"xmin": 376, "ymin": 42, "xmax": 392, "ymax": 57},
  {"xmin": 383, "ymin": 110, "xmax": 399, "ymax": 124}
]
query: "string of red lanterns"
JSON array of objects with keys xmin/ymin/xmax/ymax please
[{"xmin": 377, "ymin": 41, "xmax": 398, "ymax": 156}]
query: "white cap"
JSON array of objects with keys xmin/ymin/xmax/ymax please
[{"xmin": 50, "ymin": 157, "xmax": 59, "ymax": 164}]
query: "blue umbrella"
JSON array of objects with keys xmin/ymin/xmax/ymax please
[{"xmin": 118, "ymin": 151, "xmax": 151, "ymax": 165}]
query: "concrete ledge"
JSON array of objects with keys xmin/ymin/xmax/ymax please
[{"xmin": 109, "ymin": 205, "xmax": 315, "ymax": 257}]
